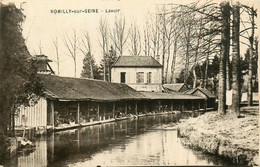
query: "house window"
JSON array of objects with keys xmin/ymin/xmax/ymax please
[
  {"xmin": 147, "ymin": 72, "xmax": 152, "ymax": 83},
  {"xmin": 120, "ymin": 72, "xmax": 126, "ymax": 83},
  {"xmin": 136, "ymin": 72, "xmax": 144, "ymax": 83}
]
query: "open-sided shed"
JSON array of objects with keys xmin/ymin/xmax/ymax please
[
  {"xmin": 15, "ymin": 74, "xmax": 148, "ymax": 132},
  {"xmin": 183, "ymin": 87, "xmax": 216, "ymax": 108}
]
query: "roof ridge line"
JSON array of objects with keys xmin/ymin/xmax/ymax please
[{"xmin": 40, "ymin": 74, "xmax": 119, "ymax": 84}]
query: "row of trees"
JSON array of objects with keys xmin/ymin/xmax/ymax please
[{"xmin": 36, "ymin": 1, "xmax": 258, "ymax": 115}]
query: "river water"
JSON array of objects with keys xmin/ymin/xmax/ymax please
[{"xmin": 4, "ymin": 114, "xmax": 234, "ymax": 167}]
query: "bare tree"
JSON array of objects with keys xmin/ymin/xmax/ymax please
[
  {"xmin": 129, "ymin": 22, "xmax": 142, "ymax": 56},
  {"xmin": 169, "ymin": 1, "xmax": 222, "ymax": 86},
  {"xmin": 110, "ymin": 15, "xmax": 129, "ymax": 56},
  {"xmin": 239, "ymin": 5, "xmax": 257, "ymax": 106},
  {"xmin": 143, "ymin": 19, "xmax": 151, "ymax": 56},
  {"xmin": 38, "ymin": 40, "xmax": 43, "ymax": 54},
  {"xmin": 191, "ymin": 18, "xmax": 204, "ymax": 88},
  {"xmin": 149, "ymin": 13, "xmax": 161, "ymax": 58},
  {"xmin": 170, "ymin": 39, "xmax": 179, "ymax": 83},
  {"xmin": 98, "ymin": 17, "xmax": 109, "ymax": 81},
  {"xmin": 231, "ymin": 2, "xmax": 241, "ymax": 115},
  {"xmin": 179, "ymin": 12, "xmax": 195, "ymax": 84},
  {"xmin": 162, "ymin": 6, "xmax": 177, "ymax": 83},
  {"xmin": 80, "ymin": 32, "xmax": 94, "ymax": 79},
  {"xmin": 218, "ymin": 1, "xmax": 230, "ymax": 115},
  {"xmin": 169, "ymin": 10, "xmax": 182, "ymax": 83},
  {"xmin": 158, "ymin": 6, "xmax": 168, "ymax": 84},
  {"xmin": 247, "ymin": 7, "xmax": 257, "ymax": 106},
  {"xmin": 53, "ymin": 37, "xmax": 60, "ymax": 75},
  {"xmin": 63, "ymin": 29, "xmax": 79, "ymax": 77}
]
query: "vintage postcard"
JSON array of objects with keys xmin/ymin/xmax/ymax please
[{"xmin": 0, "ymin": 0, "xmax": 259, "ymax": 166}]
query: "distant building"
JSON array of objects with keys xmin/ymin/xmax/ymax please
[
  {"xmin": 111, "ymin": 56, "xmax": 163, "ymax": 92},
  {"xmin": 163, "ymin": 83, "xmax": 189, "ymax": 93},
  {"xmin": 183, "ymin": 87, "xmax": 216, "ymax": 108}
]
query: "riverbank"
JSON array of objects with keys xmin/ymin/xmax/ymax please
[{"xmin": 177, "ymin": 106, "xmax": 259, "ymax": 166}]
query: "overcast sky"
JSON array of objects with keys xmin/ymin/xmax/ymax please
[{"xmin": 3, "ymin": 0, "xmax": 260, "ymax": 78}]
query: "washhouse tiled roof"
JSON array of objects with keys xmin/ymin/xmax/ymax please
[
  {"xmin": 112, "ymin": 56, "xmax": 162, "ymax": 67},
  {"xmin": 38, "ymin": 74, "xmax": 147, "ymax": 102},
  {"xmin": 140, "ymin": 91, "xmax": 205, "ymax": 100}
]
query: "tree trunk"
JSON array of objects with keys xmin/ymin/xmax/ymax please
[
  {"xmin": 226, "ymin": 37, "xmax": 231, "ymax": 90},
  {"xmin": 89, "ymin": 60, "xmax": 94, "ymax": 79},
  {"xmin": 57, "ymin": 56, "xmax": 60, "ymax": 75},
  {"xmin": 165, "ymin": 40, "xmax": 171, "ymax": 83},
  {"xmin": 203, "ymin": 54, "xmax": 209, "ymax": 88},
  {"xmin": 103, "ymin": 52, "xmax": 106, "ymax": 81},
  {"xmin": 161, "ymin": 14, "xmax": 166, "ymax": 84},
  {"xmin": 184, "ymin": 27, "xmax": 191, "ymax": 84},
  {"xmin": 231, "ymin": 2, "xmax": 240, "ymax": 115},
  {"xmin": 192, "ymin": 65, "xmax": 197, "ymax": 88},
  {"xmin": 184, "ymin": 43, "xmax": 190, "ymax": 84},
  {"xmin": 218, "ymin": 2, "xmax": 230, "ymax": 115},
  {"xmin": 170, "ymin": 40, "xmax": 177, "ymax": 83},
  {"xmin": 248, "ymin": 7, "xmax": 255, "ymax": 106},
  {"xmin": 74, "ymin": 58, "xmax": 76, "ymax": 78}
]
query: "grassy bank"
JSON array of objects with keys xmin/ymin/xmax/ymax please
[{"xmin": 177, "ymin": 106, "xmax": 259, "ymax": 166}]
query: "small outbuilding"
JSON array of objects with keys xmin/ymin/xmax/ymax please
[
  {"xmin": 163, "ymin": 83, "xmax": 190, "ymax": 93},
  {"xmin": 183, "ymin": 87, "xmax": 216, "ymax": 109}
]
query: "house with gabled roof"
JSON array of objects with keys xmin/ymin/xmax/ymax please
[{"xmin": 111, "ymin": 56, "xmax": 163, "ymax": 92}]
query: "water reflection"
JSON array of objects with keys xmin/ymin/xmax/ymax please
[{"xmin": 4, "ymin": 114, "xmax": 234, "ymax": 167}]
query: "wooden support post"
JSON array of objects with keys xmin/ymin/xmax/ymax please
[
  {"xmin": 158, "ymin": 101, "xmax": 161, "ymax": 113},
  {"xmin": 104, "ymin": 103, "xmax": 106, "ymax": 120},
  {"xmin": 87, "ymin": 102, "xmax": 90, "ymax": 122},
  {"xmin": 171, "ymin": 101, "xmax": 173, "ymax": 112},
  {"xmin": 50, "ymin": 101, "xmax": 55, "ymax": 128},
  {"xmin": 146, "ymin": 102, "xmax": 150, "ymax": 113},
  {"xmin": 125, "ymin": 102, "xmax": 128, "ymax": 116},
  {"xmin": 204, "ymin": 99, "xmax": 207, "ymax": 112},
  {"xmin": 192, "ymin": 100, "xmax": 195, "ymax": 112},
  {"xmin": 198, "ymin": 101, "xmax": 201, "ymax": 111},
  {"xmin": 97, "ymin": 103, "xmax": 100, "ymax": 121},
  {"xmin": 112, "ymin": 102, "xmax": 115, "ymax": 118},
  {"xmin": 135, "ymin": 102, "xmax": 138, "ymax": 115},
  {"xmin": 182, "ymin": 101, "xmax": 184, "ymax": 112},
  {"xmin": 77, "ymin": 102, "xmax": 80, "ymax": 124},
  {"xmin": 144, "ymin": 103, "xmax": 147, "ymax": 114}
]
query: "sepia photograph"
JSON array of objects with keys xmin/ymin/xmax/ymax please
[{"xmin": 0, "ymin": 0, "xmax": 259, "ymax": 166}]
